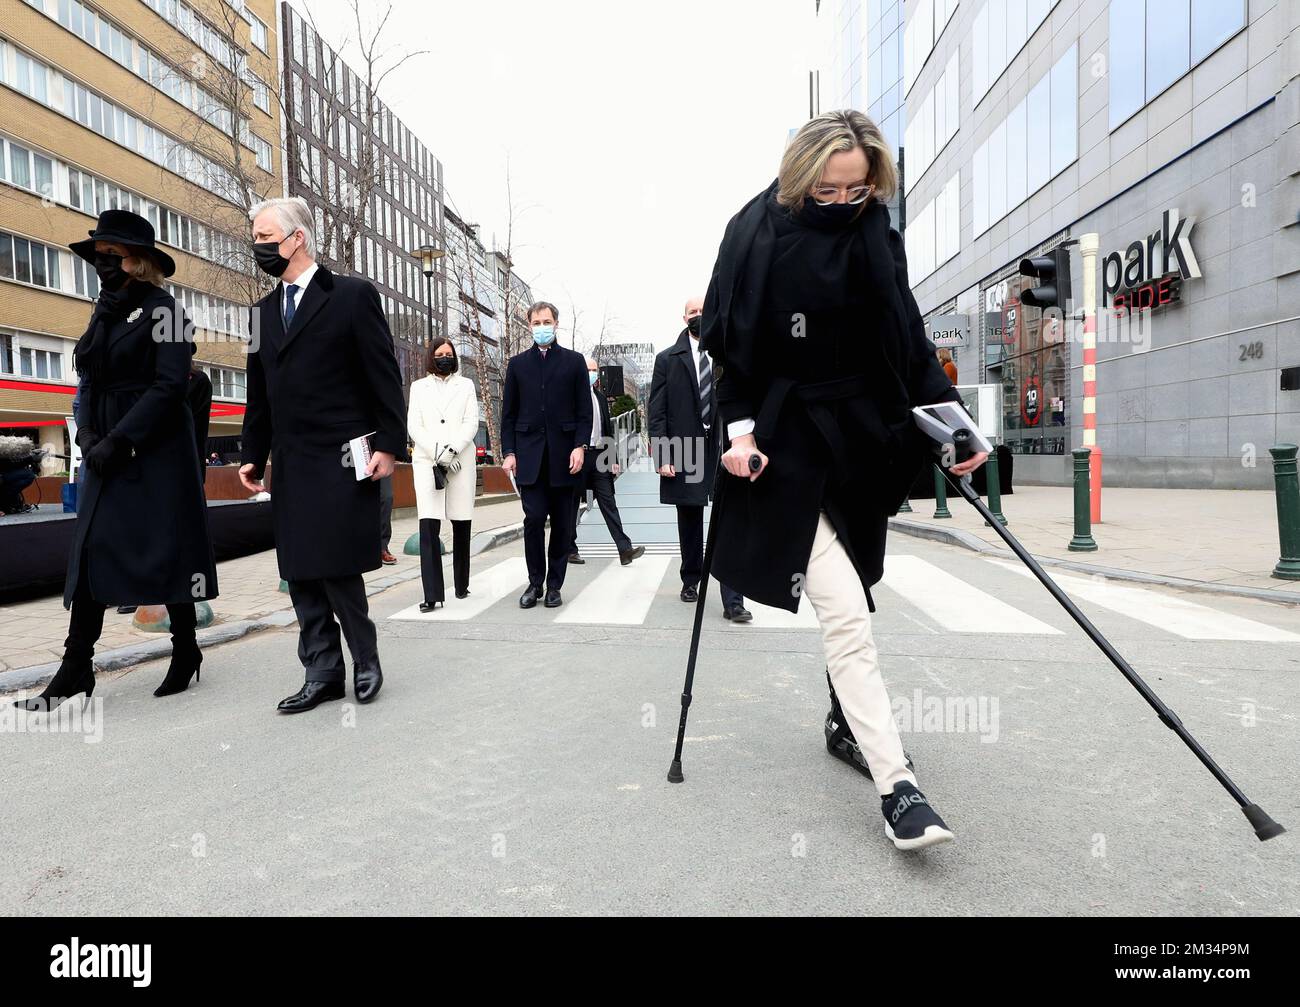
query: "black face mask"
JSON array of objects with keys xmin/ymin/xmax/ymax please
[
  {"xmin": 800, "ymin": 200, "xmax": 862, "ymax": 229},
  {"xmin": 252, "ymin": 236, "xmax": 293, "ymax": 277},
  {"xmin": 432, "ymin": 355, "xmax": 457, "ymax": 374},
  {"xmin": 93, "ymin": 252, "xmax": 128, "ymax": 291},
  {"xmin": 686, "ymin": 315, "xmax": 701, "ymax": 336}
]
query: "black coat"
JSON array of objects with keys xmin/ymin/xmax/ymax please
[
  {"xmin": 67, "ymin": 284, "xmax": 217, "ymax": 608},
  {"xmin": 240, "ymin": 265, "xmax": 407, "ymax": 581},
  {"xmin": 648, "ymin": 330, "xmax": 720, "ymax": 507},
  {"xmin": 500, "ymin": 343, "xmax": 592, "ymax": 487},
  {"xmin": 700, "ymin": 191, "xmax": 959, "ymax": 613}
]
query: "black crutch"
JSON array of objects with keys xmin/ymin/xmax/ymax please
[
  {"xmin": 937, "ymin": 431, "xmax": 1283, "ymax": 841},
  {"xmin": 667, "ymin": 451, "xmax": 758, "ymax": 784}
]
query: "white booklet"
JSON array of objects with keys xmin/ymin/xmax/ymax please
[
  {"xmin": 348, "ymin": 431, "xmax": 376, "ymax": 481},
  {"xmin": 911, "ymin": 402, "xmax": 994, "ymax": 455}
]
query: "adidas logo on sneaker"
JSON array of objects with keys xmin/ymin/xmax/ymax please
[{"xmin": 882, "ymin": 783, "xmax": 954, "ymax": 851}]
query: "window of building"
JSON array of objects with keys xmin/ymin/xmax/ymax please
[
  {"xmin": 902, "ymin": 49, "xmax": 958, "ymax": 192},
  {"xmin": 973, "ymin": 44, "xmax": 1077, "ymax": 236},
  {"xmin": 971, "ymin": 0, "xmax": 1059, "ymax": 108},
  {"xmin": 1108, "ymin": 0, "xmax": 1246, "ymax": 129},
  {"xmin": 0, "ymin": 329, "xmax": 66, "ymax": 380}
]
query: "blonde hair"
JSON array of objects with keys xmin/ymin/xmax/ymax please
[
  {"xmin": 777, "ymin": 110, "xmax": 898, "ymax": 211},
  {"xmin": 937, "ymin": 348, "xmax": 953, "ymax": 363},
  {"xmin": 124, "ymin": 248, "xmax": 166, "ymax": 286}
]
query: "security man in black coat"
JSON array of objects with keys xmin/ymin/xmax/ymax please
[
  {"xmin": 567, "ymin": 356, "xmax": 645, "ymax": 566},
  {"xmin": 240, "ymin": 198, "xmax": 407, "ymax": 714},
  {"xmin": 648, "ymin": 297, "xmax": 749, "ymax": 621},
  {"xmin": 500, "ymin": 301, "xmax": 591, "ymax": 608}
]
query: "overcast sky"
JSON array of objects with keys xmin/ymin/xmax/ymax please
[{"xmin": 294, "ymin": 0, "xmax": 816, "ymax": 353}]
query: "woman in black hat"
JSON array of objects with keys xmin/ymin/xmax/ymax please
[
  {"xmin": 15, "ymin": 209, "xmax": 219, "ymax": 712},
  {"xmin": 699, "ymin": 111, "xmax": 986, "ymax": 851}
]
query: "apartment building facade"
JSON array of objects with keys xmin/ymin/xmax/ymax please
[
  {"xmin": 278, "ymin": 1, "xmax": 447, "ymax": 401},
  {"xmin": 0, "ymin": 0, "xmax": 283, "ymax": 469}
]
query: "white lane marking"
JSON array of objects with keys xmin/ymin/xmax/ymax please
[
  {"xmin": 389, "ymin": 557, "xmax": 531, "ymax": 622},
  {"xmin": 986, "ymin": 559, "xmax": 1300, "ymax": 642},
  {"xmin": 554, "ymin": 554, "xmax": 674, "ymax": 625},
  {"xmin": 879, "ymin": 554, "xmax": 1062, "ymax": 634}
]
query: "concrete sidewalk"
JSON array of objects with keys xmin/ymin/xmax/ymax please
[
  {"xmin": 0, "ymin": 492, "xmax": 525, "ymax": 681},
  {"xmin": 891, "ymin": 484, "xmax": 1300, "ymax": 605}
]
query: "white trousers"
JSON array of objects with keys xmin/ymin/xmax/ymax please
[{"xmin": 801, "ymin": 512, "xmax": 915, "ymax": 797}]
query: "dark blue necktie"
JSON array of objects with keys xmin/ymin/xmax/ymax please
[{"xmin": 283, "ymin": 283, "xmax": 299, "ymax": 330}]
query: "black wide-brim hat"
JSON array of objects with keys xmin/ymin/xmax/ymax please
[{"xmin": 69, "ymin": 208, "xmax": 176, "ymax": 277}]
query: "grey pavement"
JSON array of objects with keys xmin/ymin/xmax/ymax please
[{"xmin": 2, "ymin": 476, "xmax": 1297, "ymax": 914}]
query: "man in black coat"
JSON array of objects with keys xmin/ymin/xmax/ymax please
[
  {"xmin": 501, "ymin": 301, "xmax": 591, "ymax": 608},
  {"xmin": 648, "ymin": 297, "xmax": 749, "ymax": 621},
  {"xmin": 240, "ymin": 198, "xmax": 407, "ymax": 714},
  {"xmin": 567, "ymin": 356, "xmax": 644, "ymax": 566}
]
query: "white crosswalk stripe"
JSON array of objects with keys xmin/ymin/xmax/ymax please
[
  {"xmin": 879, "ymin": 554, "xmax": 1063, "ymax": 634},
  {"xmin": 555, "ymin": 554, "xmax": 673, "ymax": 624},
  {"xmin": 390, "ymin": 556, "xmax": 530, "ymax": 622},
  {"xmin": 986, "ymin": 558, "xmax": 1300, "ymax": 642}
]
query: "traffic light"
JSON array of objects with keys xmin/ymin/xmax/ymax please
[{"xmin": 1018, "ymin": 245, "xmax": 1072, "ymax": 312}]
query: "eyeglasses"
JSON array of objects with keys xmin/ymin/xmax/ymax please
[{"xmin": 810, "ymin": 183, "xmax": 875, "ymax": 206}]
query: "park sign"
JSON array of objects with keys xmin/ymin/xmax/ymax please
[
  {"xmin": 928, "ymin": 313, "xmax": 970, "ymax": 348},
  {"xmin": 1101, "ymin": 207, "xmax": 1201, "ymax": 315}
]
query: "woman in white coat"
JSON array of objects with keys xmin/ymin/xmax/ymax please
[{"xmin": 408, "ymin": 337, "xmax": 479, "ymax": 610}]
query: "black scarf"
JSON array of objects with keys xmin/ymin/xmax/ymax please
[
  {"xmin": 699, "ymin": 180, "xmax": 889, "ymax": 384},
  {"xmin": 73, "ymin": 280, "xmax": 150, "ymax": 383}
]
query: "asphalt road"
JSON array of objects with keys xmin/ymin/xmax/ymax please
[{"xmin": 2, "ymin": 530, "xmax": 1297, "ymax": 916}]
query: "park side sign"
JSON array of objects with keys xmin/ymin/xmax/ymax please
[{"xmin": 1101, "ymin": 207, "xmax": 1201, "ymax": 317}]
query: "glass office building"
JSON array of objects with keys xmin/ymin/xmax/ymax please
[{"xmin": 829, "ymin": 0, "xmax": 1296, "ymax": 488}]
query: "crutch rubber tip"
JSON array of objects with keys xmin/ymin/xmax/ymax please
[
  {"xmin": 667, "ymin": 761, "xmax": 684, "ymax": 784},
  {"xmin": 1243, "ymin": 804, "xmax": 1285, "ymax": 841}
]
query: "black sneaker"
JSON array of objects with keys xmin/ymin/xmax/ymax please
[{"xmin": 881, "ymin": 782, "xmax": 954, "ymax": 851}]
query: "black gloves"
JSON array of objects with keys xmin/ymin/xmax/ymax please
[
  {"xmin": 84, "ymin": 433, "xmax": 132, "ymax": 477},
  {"xmin": 76, "ymin": 427, "xmax": 102, "ymax": 455}
]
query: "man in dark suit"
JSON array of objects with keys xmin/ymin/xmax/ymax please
[
  {"xmin": 568, "ymin": 356, "xmax": 645, "ymax": 566},
  {"xmin": 649, "ymin": 297, "xmax": 750, "ymax": 622},
  {"xmin": 239, "ymin": 197, "xmax": 407, "ymax": 713},
  {"xmin": 501, "ymin": 301, "xmax": 591, "ymax": 609}
]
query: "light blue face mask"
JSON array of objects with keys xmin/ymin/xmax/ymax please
[
  {"xmin": 533, "ymin": 325, "xmax": 556, "ymax": 346},
  {"xmin": 588, "ymin": 372, "xmax": 598, "ymax": 387}
]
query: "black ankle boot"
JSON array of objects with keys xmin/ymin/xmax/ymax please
[
  {"xmin": 154, "ymin": 644, "xmax": 202, "ymax": 697},
  {"xmin": 14, "ymin": 658, "xmax": 96, "ymax": 713}
]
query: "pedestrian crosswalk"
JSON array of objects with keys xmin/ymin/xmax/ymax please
[
  {"xmin": 986, "ymin": 558, "xmax": 1300, "ymax": 643},
  {"xmin": 388, "ymin": 549, "xmax": 1300, "ymax": 643}
]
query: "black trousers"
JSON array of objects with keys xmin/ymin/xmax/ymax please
[
  {"xmin": 287, "ymin": 575, "xmax": 377, "ymax": 683},
  {"xmin": 379, "ymin": 475, "xmax": 394, "ymax": 552},
  {"xmin": 676, "ymin": 504, "xmax": 743, "ymax": 609},
  {"xmin": 420, "ymin": 517, "xmax": 471, "ymax": 603},
  {"xmin": 520, "ymin": 447, "xmax": 575, "ymax": 591},
  {"xmin": 64, "ymin": 552, "xmax": 198, "ymax": 663},
  {"xmin": 570, "ymin": 450, "xmax": 632, "ymax": 555}
]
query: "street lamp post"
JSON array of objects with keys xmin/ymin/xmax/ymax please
[{"xmin": 410, "ymin": 243, "xmax": 444, "ymax": 347}]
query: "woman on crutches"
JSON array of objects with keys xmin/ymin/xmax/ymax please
[{"xmin": 699, "ymin": 111, "xmax": 986, "ymax": 850}]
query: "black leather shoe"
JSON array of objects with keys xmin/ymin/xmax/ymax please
[
  {"xmin": 724, "ymin": 604, "xmax": 753, "ymax": 623},
  {"xmin": 277, "ymin": 681, "xmax": 345, "ymax": 714},
  {"xmin": 619, "ymin": 545, "xmax": 645, "ymax": 565},
  {"xmin": 419, "ymin": 601, "xmax": 443, "ymax": 613},
  {"xmin": 544, "ymin": 589, "xmax": 562, "ymax": 608},
  {"xmin": 567, "ymin": 552, "xmax": 585, "ymax": 565},
  {"xmin": 354, "ymin": 661, "xmax": 383, "ymax": 704},
  {"xmin": 680, "ymin": 584, "xmax": 698, "ymax": 603},
  {"xmin": 455, "ymin": 588, "xmax": 470, "ymax": 599},
  {"xmin": 519, "ymin": 586, "xmax": 542, "ymax": 609}
]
